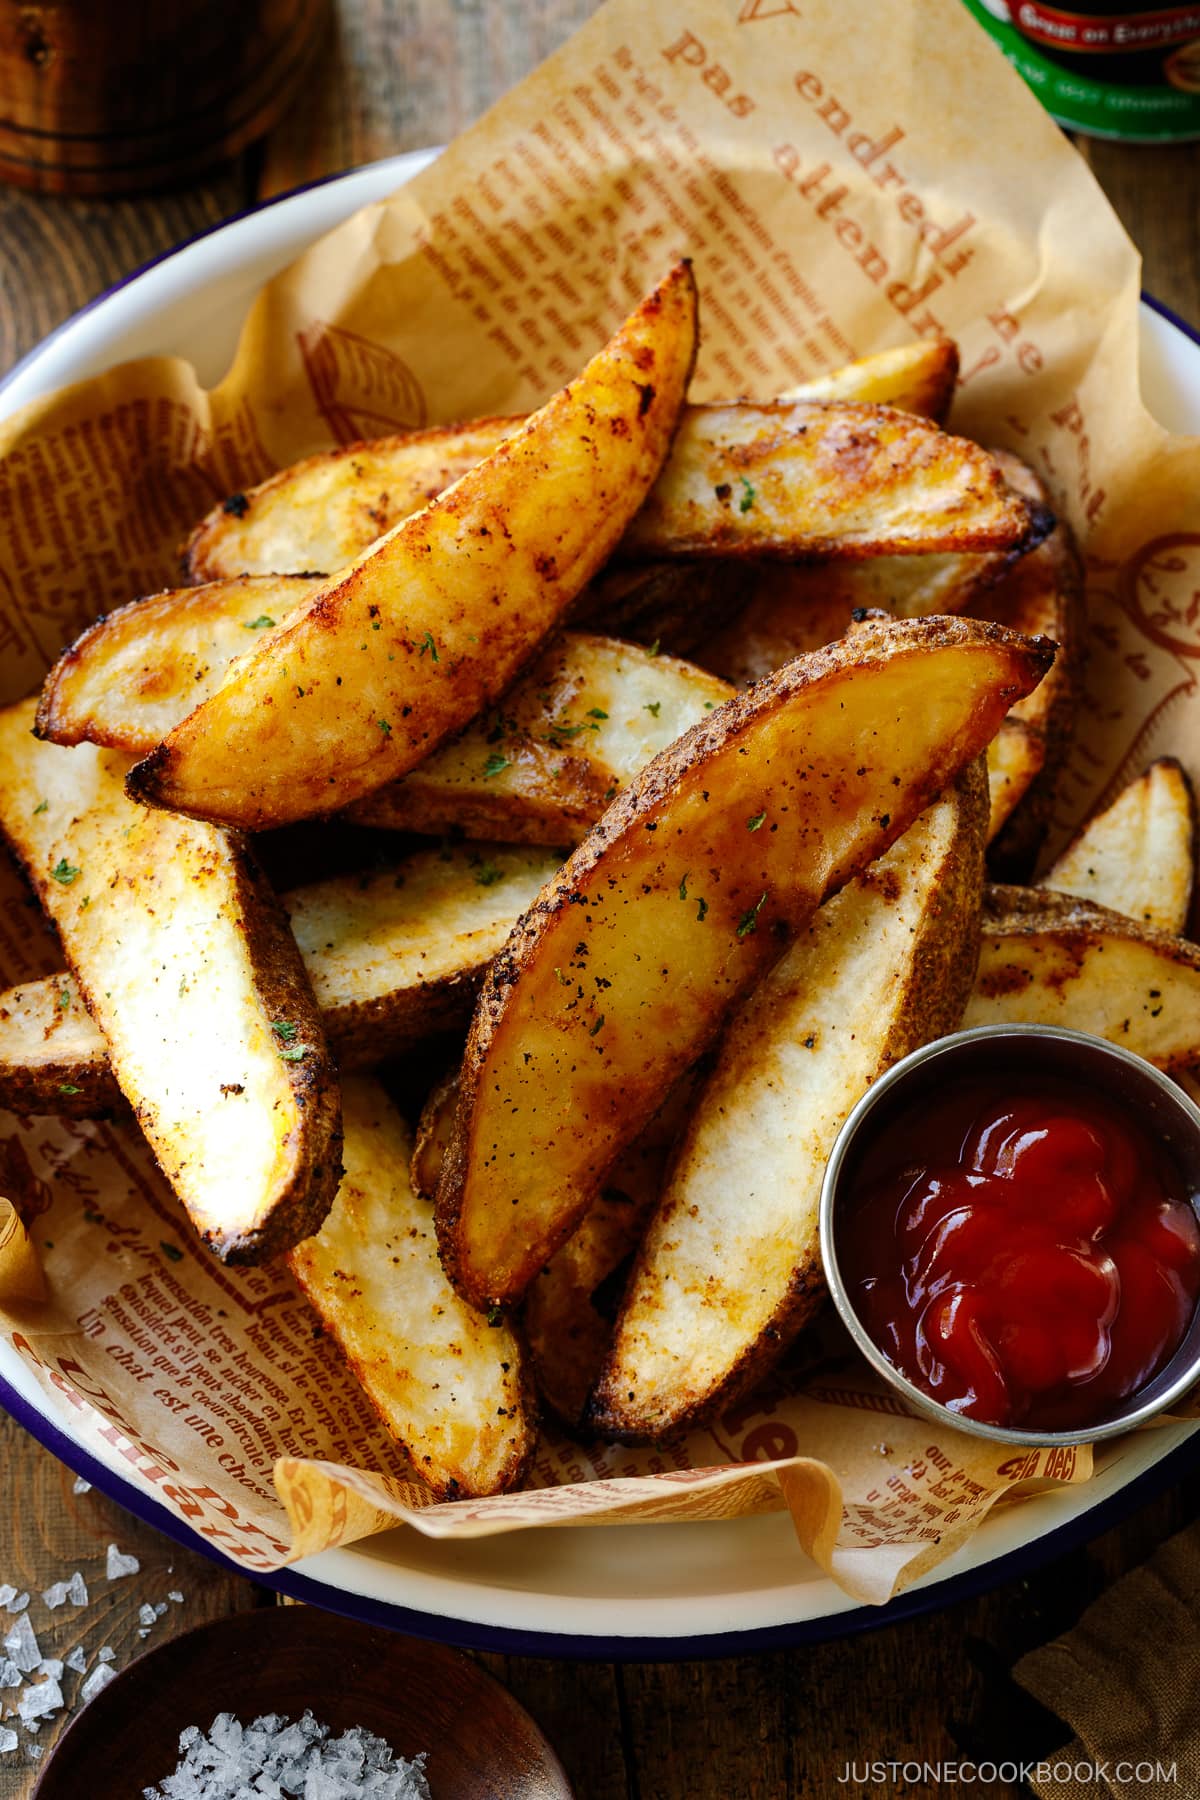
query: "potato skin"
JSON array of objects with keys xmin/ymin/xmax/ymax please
[{"xmin": 436, "ymin": 614, "xmax": 1054, "ymax": 1310}]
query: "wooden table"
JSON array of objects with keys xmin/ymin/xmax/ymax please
[{"xmin": 1, "ymin": 6, "xmax": 1198, "ymax": 1796}]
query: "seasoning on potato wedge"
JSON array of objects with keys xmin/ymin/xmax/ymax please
[
  {"xmin": 589, "ymin": 764, "xmax": 988, "ymax": 1443},
  {"xmin": 287, "ymin": 1076, "xmax": 535, "ymax": 1499},
  {"xmin": 125, "ymin": 261, "xmax": 700, "ymax": 830},
  {"xmin": 436, "ymin": 614, "xmax": 1054, "ymax": 1309},
  {"xmin": 0, "ymin": 843, "xmax": 558, "ymax": 1118},
  {"xmin": 0, "ymin": 698, "xmax": 341, "ymax": 1262}
]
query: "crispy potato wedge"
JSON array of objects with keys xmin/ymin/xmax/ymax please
[
  {"xmin": 976, "ymin": 456, "xmax": 1084, "ymax": 878},
  {"xmin": 0, "ymin": 699, "xmax": 341, "ymax": 1262},
  {"xmin": 348, "ymin": 634, "xmax": 734, "ymax": 842},
  {"xmin": 696, "ymin": 551, "xmax": 1014, "ymax": 687},
  {"xmin": 287, "ymin": 1077, "xmax": 535, "ymax": 1498},
  {"xmin": 0, "ymin": 844, "xmax": 558, "ymax": 1118},
  {"xmin": 436, "ymin": 615, "xmax": 1054, "ymax": 1307},
  {"xmin": 183, "ymin": 410, "xmax": 1038, "ymax": 591},
  {"xmin": 1041, "ymin": 757, "xmax": 1196, "ymax": 934},
  {"xmin": 963, "ymin": 885, "xmax": 1200, "ymax": 1068},
  {"xmin": 781, "ymin": 338, "xmax": 959, "ymax": 421},
  {"xmin": 623, "ymin": 402, "xmax": 1045, "ymax": 562},
  {"xmin": 589, "ymin": 766, "xmax": 987, "ymax": 1443},
  {"xmin": 986, "ymin": 718, "xmax": 1046, "ymax": 844},
  {"xmin": 126, "ymin": 263, "xmax": 699, "ymax": 830},
  {"xmin": 36, "ymin": 574, "xmax": 324, "ymax": 754}
]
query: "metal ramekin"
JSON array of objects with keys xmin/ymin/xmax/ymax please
[{"xmin": 819, "ymin": 1024, "xmax": 1200, "ymax": 1447}]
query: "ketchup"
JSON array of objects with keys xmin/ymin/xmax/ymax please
[{"xmin": 838, "ymin": 1075, "xmax": 1200, "ymax": 1431}]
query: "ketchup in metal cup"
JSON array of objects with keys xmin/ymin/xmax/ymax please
[{"xmin": 837, "ymin": 1073, "xmax": 1200, "ymax": 1432}]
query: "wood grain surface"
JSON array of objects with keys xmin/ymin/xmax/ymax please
[{"xmin": 0, "ymin": 6, "xmax": 1198, "ymax": 1798}]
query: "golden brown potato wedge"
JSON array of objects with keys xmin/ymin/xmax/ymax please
[
  {"xmin": 126, "ymin": 263, "xmax": 699, "ymax": 830},
  {"xmin": 436, "ymin": 615, "xmax": 1054, "ymax": 1308},
  {"xmin": 348, "ymin": 634, "xmax": 734, "ymax": 843},
  {"xmin": 0, "ymin": 844, "xmax": 558, "ymax": 1118},
  {"xmin": 287, "ymin": 1076, "xmax": 535, "ymax": 1498},
  {"xmin": 36, "ymin": 574, "xmax": 324, "ymax": 754},
  {"xmin": 696, "ymin": 552, "xmax": 1014, "ymax": 687},
  {"xmin": 0, "ymin": 698, "xmax": 341, "ymax": 1262},
  {"xmin": 976, "ymin": 456, "xmax": 1084, "ymax": 878},
  {"xmin": 1040, "ymin": 758, "xmax": 1196, "ymax": 934},
  {"xmin": 964, "ymin": 885, "xmax": 1200, "ymax": 1067},
  {"xmin": 782, "ymin": 338, "xmax": 959, "ymax": 421},
  {"xmin": 589, "ymin": 766, "xmax": 987, "ymax": 1443},
  {"xmin": 183, "ymin": 411, "xmax": 1037, "ymax": 591},
  {"xmin": 986, "ymin": 718, "xmax": 1046, "ymax": 844}
]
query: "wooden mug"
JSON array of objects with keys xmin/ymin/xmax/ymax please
[{"xmin": 0, "ymin": 0, "xmax": 331, "ymax": 195}]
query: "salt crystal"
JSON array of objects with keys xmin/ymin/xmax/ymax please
[
  {"xmin": 153, "ymin": 1602, "xmax": 168, "ymax": 1618},
  {"xmin": 0, "ymin": 1659, "xmax": 21, "ymax": 1688},
  {"xmin": 37, "ymin": 1659, "xmax": 62, "ymax": 1679},
  {"xmin": 97, "ymin": 1646, "xmax": 114, "ymax": 1662},
  {"xmin": 0, "ymin": 1728, "xmax": 14, "ymax": 1754},
  {"xmin": 0, "ymin": 1588, "xmax": 15, "ymax": 1610},
  {"xmin": 41, "ymin": 1582, "xmax": 69, "ymax": 1610},
  {"xmin": 27, "ymin": 1744, "xmax": 42, "ymax": 1761},
  {"xmin": 3, "ymin": 1614, "xmax": 39, "ymax": 1673},
  {"xmin": 167, "ymin": 1591, "xmax": 183, "ymax": 1605},
  {"xmin": 80, "ymin": 1663, "xmax": 116, "ymax": 1703},
  {"xmin": 17, "ymin": 1676, "xmax": 62, "ymax": 1724},
  {"xmin": 4, "ymin": 1594, "xmax": 28, "ymax": 1615},
  {"xmin": 105, "ymin": 1544, "xmax": 140, "ymax": 1580},
  {"xmin": 142, "ymin": 1709, "xmax": 431, "ymax": 1799},
  {"xmin": 71, "ymin": 1477, "xmax": 91, "ymax": 1495},
  {"xmin": 138, "ymin": 1604, "xmax": 157, "ymax": 1628},
  {"xmin": 68, "ymin": 1571, "xmax": 88, "ymax": 1606},
  {"xmin": 64, "ymin": 1647, "xmax": 87, "ymax": 1674},
  {"xmin": 137, "ymin": 1629, "xmax": 149, "ymax": 1640}
]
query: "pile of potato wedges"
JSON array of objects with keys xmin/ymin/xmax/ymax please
[{"xmin": 3, "ymin": 260, "xmax": 1197, "ymax": 1499}]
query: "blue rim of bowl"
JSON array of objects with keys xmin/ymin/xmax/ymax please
[{"xmin": 0, "ymin": 170, "xmax": 1197, "ymax": 1658}]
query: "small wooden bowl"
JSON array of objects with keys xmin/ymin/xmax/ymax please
[
  {"xmin": 0, "ymin": 0, "xmax": 330, "ymax": 196},
  {"xmin": 33, "ymin": 1608, "xmax": 574, "ymax": 1798}
]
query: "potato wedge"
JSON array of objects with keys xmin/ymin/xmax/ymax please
[
  {"xmin": 781, "ymin": 338, "xmax": 959, "ymax": 421},
  {"xmin": 1040, "ymin": 758, "xmax": 1196, "ymax": 934},
  {"xmin": 964, "ymin": 885, "xmax": 1200, "ymax": 1068},
  {"xmin": 0, "ymin": 844, "xmax": 558, "ymax": 1117},
  {"xmin": 589, "ymin": 765, "xmax": 987, "ymax": 1443},
  {"xmin": 287, "ymin": 1076, "xmax": 535, "ymax": 1498},
  {"xmin": 697, "ymin": 552, "xmax": 1014, "ymax": 687},
  {"xmin": 986, "ymin": 718, "xmax": 1046, "ymax": 844},
  {"xmin": 0, "ymin": 698, "xmax": 341, "ymax": 1262},
  {"xmin": 183, "ymin": 412, "xmax": 1038, "ymax": 590},
  {"xmin": 436, "ymin": 615, "xmax": 1054, "ymax": 1308},
  {"xmin": 976, "ymin": 456, "xmax": 1084, "ymax": 878},
  {"xmin": 126, "ymin": 263, "xmax": 699, "ymax": 830},
  {"xmin": 348, "ymin": 634, "xmax": 734, "ymax": 842}
]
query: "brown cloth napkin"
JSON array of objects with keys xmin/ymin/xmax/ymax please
[{"xmin": 1013, "ymin": 1520, "xmax": 1200, "ymax": 1799}]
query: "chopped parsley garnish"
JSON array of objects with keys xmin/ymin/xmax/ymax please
[
  {"xmin": 271, "ymin": 1020, "xmax": 299, "ymax": 1042},
  {"xmin": 57, "ymin": 987, "xmax": 71, "ymax": 1010},
  {"xmin": 586, "ymin": 707, "xmax": 608, "ymax": 720},
  {"xmin": 243, "ymin": 615, "xmax": 275, "ymax": 629},
  {"xmin": 588, "ymin": 1014, "xmax": 606, "ymax": 1037},
  {"xmin": 51, "ymin": 858, "xmax": 80, "ymax": 885},
  {"xmin": 483, "ymin": 753, "xmax": 510, "ymax": 780},
  {"xmin": 58, "ymin": 1083, "xmax": 80, "ymax": 1096},
  {"xmin": 475, "ymin": 862, "xmax": 503, "ymax": 888},
  {"xmin": 696, "ymin": 896, "xmax": 709, "ymax": 923},
  {"xmin": 737, "ymin": 892, "xmax": 768, "ymax": 939},
  {"xmin": 159, "ymin": 1240, "xmax": 184, "ymax": 1263},
  {"xmin": 644, "ymin": 700, "xmax": 662, "ymax": 718},
  {"xmin": 33, "ymin": 799, "xmax": 48, "ymax": 815},
  {"xmin": 378, "ymin": 718, "xmax": 392, "ymax": 736},
  {"xmin": 279, "ymin": 1045, "xmax": 309, "ymax": 1062},
  {"xmin": 747, "ymin": 809, "xmax": 766, "ymax": 831},
  {"xmin": 646, "ymin": 638, "xmax": 661, "ymax": 657},
  {"xmin": 418, "ymin": 630, "xmax": 439, "ymax": 661},
  {"xmin": 738, "ymin": 477, "xmax": 756, "ymax": 514},
  {"xmin": 486, "ymin": 1304, "xmax": 504, "ymax": 1327},
  {"xmin": 678, "ymin": 872, "xmax": 689, "ymax": 901}
]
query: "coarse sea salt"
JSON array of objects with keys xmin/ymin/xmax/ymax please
[
  {"xmin": 0, "ymin": 1728, "xmax": 15, "ymax": 1755},
  {"xmin": 71, "ymin": 1478, "xmax": 91, "ymax": 1495},
  {"xmin": 64, "ymin": 1647, "xmax": 88, "ymax": 1674},
  {"xmin": 0, "ymin": 1658, "xmax": 21, "ymax": 1689},
  {"xmin": 97, "ymin": 1646, "xmax": 115, "ymax": 1662},
  {"xmin": 106, "ymin": 1544, "xmax": 140, "ymax": 1580},
  {"xmin": 37, "ymin": 1658, "xmax": 63, "ymax": 1679},
  {"xmin": 138, "ymin": 1604, "xmax": 158, "ymax": 1629},
  {"xmin": 80, "ymin": 1663, "xmax": 116, "ymax": 1703},
  {"xmin": 142, "ymin": 1709, "xmax": 431, "ymax": 1800},
  {"xmin": 3, "ymin": 1593, "xmax": 28, "ymax": 1615},
  {"xmin": 17, "ymin": 1676, "xmax": 63, "ymax": 1725},
  {"xmin": 3, "ymin": 1613, "xmax": 40, "ymax": 1673}
]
